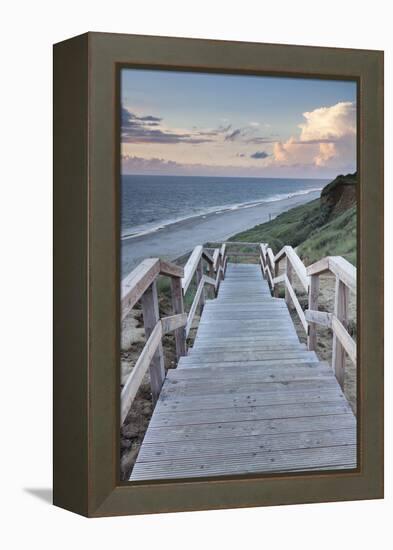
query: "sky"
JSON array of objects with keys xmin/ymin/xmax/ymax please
[{"xmin": 121, "ymin": 69, "xmax": 357, "ymax": 178}]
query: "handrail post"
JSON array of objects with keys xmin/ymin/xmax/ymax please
[
  {"xmin": 171, "ymin": 276, "xmax": 187, "ymax": 359},
  {"xmin": 332, "ymin": 277, "xmax": 349, "ymax": 387},
  {"xmin": 141, "ymin": 281, "xmax": 165, "ymax": 404},
  {"xmin": 273, "ymin": 257, "xmax": 279, "ymax": 297},
  {"xmin": 196, "ymin": 257, "xmax": 205, "ymax": 313},
  {"xmin": 307, "ymin": 274, "xmax": 319, "ymax": 351},
  {"xmin": 285, "ymin": 257, "xmax": 292, "ymax": 306}
]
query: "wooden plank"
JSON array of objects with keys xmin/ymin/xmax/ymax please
[
  {"xmin": 130, "ymin": 445, "xmax": 357, "ymax": 480},
  {"xmin": 170, "ymin": 276, "xmax": 186, "ymax": 359},
  {"xmin": 121, "ymin": 258, "xmax": 160, "ymax": 319},
  {"xmin": 182, "ymin": 245, "xmax": 203, "ymax": 293},
  {"xmin": 306, "ymin": 256, "xmax": 330, "ymax": 276},
  {"xmin": 332, "ymin": 315, "xmax": 356, "ymax": 365},
  {"xmin": 285, "ymin": 257, "xmax": 293, "ymax": 306},
  {"xmin": 161, "ymin": 313, "xmax": 187, "ymax": 335},
  {"xmin": 196, "ymin": 257, "xmax": 205, "ymax": 312},
  {"xmin": 143, "ymin": 413, "xmax": 355, "ymax": 444},
  {"xmin": 307, "ymin": 274, "xmax": 320, "ymax": 350},
  {"xmin": 265, "ymin": 264, "xmax": 274, "ymax": 290},
  {"xmin": 332, "ymin": 277, "xmax": 351, "ymax": 386},
  {"xmin": 329, "ymin": 256, "xmax": 356, "ymax": 293},
  {"xmin": 285, "ymin": 275, "xmax": 308, "ymax": 333},
  {"xmin": 305, "ymin": 309, "xmax": 332, "ymax": 327},
  {"xmin": 178, "ymin": 358, "xmax": 321, "ymax": 369},
  {"xmin": 156, "ymin": 390, "xmax": 345, "ymax": 417},
  {"xmin": 159, "ymin": 259, "xmax": 184, "ymax": 278},
  {"xmin": 180, "ymin": 351, "xmax": 314, "ymax": 364},
  {"xmin": 141, "ymin": 281, "xmax": 165, "ymax": 403},
  {"xmin": 168, "ymin": 361, "xmax": 329, "ymax": 380},
  {"xmin": 267, "ymin": 247, "xmax": 275, "ymax": 271},
  {"xmin": 203, "ymin": 275, "xmax": 216, "ymax": 287},
  {"xmin": 190, "ymin": 343, "xmax": 306, "ymax": 353},
  {"xmin": 120, "ymin": 321, "xmax": 162, "ymax": 425},
  {"xmin": 202, "ymin": 249, "xmax": 214, "ymax": 266},
  {"xmin": 212, "ymin": 248, "xmax": 220, "ymax": 270},
  {"xmin": 154, "ymin": 399, "xmax": 349, "ymax": 425},
  {"xmin": 274, "ymin": 246, "xmax": 287, "ymax": 262},
  {"xmin": 185, "ymin": 276, "xmax": 205, "ymax": 337},
  {"xmin": 161, "ymin": 375, "xmax": 336, "ymax": 398},
  {"xmin": 273, "ymin": 273, "xmax": 286, "ymax": 285},
  {"xmin": 137, "ymin": 428, "xmax": 356, "ymax": 462},
  {"xmin": 284, "ymin": 246, "xmax": 309, "ymax": 291}
]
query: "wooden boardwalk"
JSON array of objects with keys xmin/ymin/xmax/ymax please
[{"xmin": 130, "ymin": 263, "xmax": 356, "ymax": 481}]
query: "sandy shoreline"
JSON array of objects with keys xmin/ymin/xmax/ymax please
[{"xmin": 121, "ymin": 190, "xmax": 320, "ymax": 277}]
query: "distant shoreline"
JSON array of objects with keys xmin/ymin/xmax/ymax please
[{"xmin": 121, "ymin": 189, "xmax": 321, "ymax": 277}]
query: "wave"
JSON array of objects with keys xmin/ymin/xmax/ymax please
[{"xmin": 121, "ymin": 187, "xmax": 322, "ymax": 241}]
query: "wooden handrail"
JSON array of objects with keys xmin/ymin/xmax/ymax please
[
  {"xmin": 120, "ymin": 244, "xmax": 228, "ymax": 425},
  {"xmin": 120, "ymin": 320, "xmax": 162, "ymax": 424},
  {"xmin": 120, "ymin": 314, "xmax": 188, "ymax": 424},
  {"xmin": 307, "ymin": 256, "xmax": 356, "ymax": 292},
  {"xmin": 275, "ymin": 246, "xmax": 309, "ymax": 291},
  {"xmin": 263, "ymin": 241, "xmax": 357, "ymax": 389},
  {"xmin": 121, "ymin": 258, "xmax": 161, "ymax": 320},
  {"xmin": 182, "ymin": 245, "xmax": 203, "ymax": 293}
]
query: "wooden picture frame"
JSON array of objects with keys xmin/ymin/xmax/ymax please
[{"xmin": 53, "ymin": 32, "xmax": 383, "ymax": 517}]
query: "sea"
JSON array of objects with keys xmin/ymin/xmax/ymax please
[{"xmin": 121, "ymin": 175, "xmax": 329, "ymax": 240}]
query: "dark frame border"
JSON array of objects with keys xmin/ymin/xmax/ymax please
[{"xmin": 53, "ymin": 32, "xmax": 383, "ymax": 517}]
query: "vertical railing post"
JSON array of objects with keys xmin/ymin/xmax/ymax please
[
  {"xmin": 285, "ymin": 257, "xmax": 293, "ymax": 306},
  {"xmin": 273, "ymin": 256, "xmax": 279, "ymax": 297},
  {"xmin": 141, "ymin": 281, "xmax": 165, "ymax": 404},
  {"xmin": 332, "ymin": 277, "xmax": 348, "ymax": 387},
  {"xmin": 196, "ymin": 257, "xmax": 205, "ymax": 313},
  {"xmin": 171, "ymin": 276, "xmax": 187, "ymax": 359},
  {"xmin": 307, "ymin": 274, "xmax": 320, "ymax": 351}
]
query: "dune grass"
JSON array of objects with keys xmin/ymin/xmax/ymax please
[{"xmin": 230, "ymin": 199, "xmax": 356, "ymax": 266}]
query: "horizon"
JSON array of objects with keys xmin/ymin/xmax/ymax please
[
  {"xmin": 122, "ymin": 173, "xmax": 333, "ymax": 181},
  {"xmin": 121, "ymin": 69, "xmax": 357, "ymax": 179}
]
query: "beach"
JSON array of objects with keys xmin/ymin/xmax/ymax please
[{"xmin": 121, "ymin": 189, "xmax": 320, "ymax": 277}]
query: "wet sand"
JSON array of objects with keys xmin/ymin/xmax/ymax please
[{"xmin": 121, "ymin": 190, "xmax": 320, "ymax": 277}]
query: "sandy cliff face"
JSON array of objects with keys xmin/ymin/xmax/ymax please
[{"xmin": 320, "ymin": 172, "xmax": 357, "ymax": 220}]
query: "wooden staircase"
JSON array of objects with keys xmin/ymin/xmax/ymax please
[{"xmin": 129, "ymin": 261, "xmax": 356, "ymax": 481}]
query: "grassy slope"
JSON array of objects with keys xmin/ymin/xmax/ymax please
[{"xmin": 231, "ymin": 198, "xmax": 356, "ymax": 266}]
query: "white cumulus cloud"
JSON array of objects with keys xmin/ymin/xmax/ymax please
[{"xmin": 271, "ymin": 101, "xmax": 356, "ymax": 172}]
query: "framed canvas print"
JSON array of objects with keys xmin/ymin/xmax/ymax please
[{"xmin": 53, "ymin": 32, "xmax": 384, "ymax": 517}]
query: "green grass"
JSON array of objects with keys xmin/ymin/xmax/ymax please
[
  {"xmin": 231, "ymin": 199, "xmax": 356, "ymax": 266},
  {"xmin": 299, "ymin": 206, "xmax": 356, "ymax": 265},
  {"xmin": 231, "ymin": 199, "xmax": 322, "ymax": 253}
]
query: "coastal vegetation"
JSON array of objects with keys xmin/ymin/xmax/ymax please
[{"xmin": 231, "ymin": 173, "xmax": 357, "ymax": 266}]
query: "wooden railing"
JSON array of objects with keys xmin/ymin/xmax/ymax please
[
  {"xmin": 120, "ymin": 244, "xmax": 227, "ymax": 425},
  {"xmin": 260, "ymin": 242, "xmax": 356, "ymax": 388}
]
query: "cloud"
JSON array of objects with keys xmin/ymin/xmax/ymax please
[
  {"xmin": 225, "ymin": 128, "xmax": 242, "ymax": 141},
  {"xmin": 250, "ymin": 151, "xmax": 269, "ymax": 159},
  {"xmin": 298, "ymin": 101, "xmax": 356, "ymax": 142},
  {"xmin": 121, "ymin": 106, "xmax": 213, "ymax": 144},
  {"xmin": 247, "ymin": 136, "xmax": 278, "ymax": 144},
  {"xmin": 195, "ymin": 124, "xmax": 232, "ymax": 137},
  {"xmin": 122, "ymin": 155, "xmax": 182, "ymax": 172},
  {"xmin": 271, "ymin": 102, "xmax": 356, "ymax": 171}
]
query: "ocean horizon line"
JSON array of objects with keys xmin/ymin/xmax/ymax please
[{"xmin": 122, "ymin": 173, "xmax": 332, "ymax": 181}]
